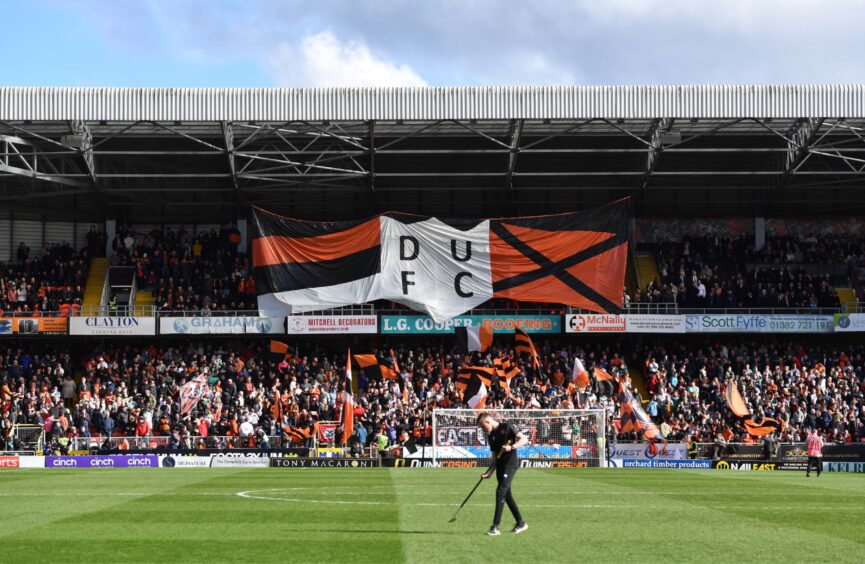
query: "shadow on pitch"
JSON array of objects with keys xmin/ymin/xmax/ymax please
[{"xmin": 318, "ymin": 529, "xmax": 440, "ymax": 535}]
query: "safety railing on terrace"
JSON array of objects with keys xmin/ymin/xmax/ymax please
[
  {"xmin": 3, "ymin": 302, "xmax": 865, "ymax": 318},
  {"xmin": 65, "ymin": 435, "xmax": 314, "ymax": 451}
]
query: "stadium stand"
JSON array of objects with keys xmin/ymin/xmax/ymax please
[
  {"xmin": 0, "ymin": 242, "xmax": 89, "ymax": 315},
  {"xmin": 2, "ymin": 335, "xmax": 863, "ymax": 455}
]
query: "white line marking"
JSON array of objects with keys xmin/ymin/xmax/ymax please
[{"xmin": 233, "ymin": 489, "xmax": 865, "ymax": 510}]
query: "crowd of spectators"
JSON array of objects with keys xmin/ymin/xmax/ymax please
[
  {"xmin": 0, "ymin": 242, "xmax": 90, "ymax": 316},
  {"xmin": 2, "ymin": 335, "xmax": 862, "ymax": 454},
  {"xmin": 110, "ymin": 224, "xmax": 253, "ymax": 313},
  {"xmin": 638, "ymin": 337, "xmax": 865, "ymax": 447},
  {"xmin": 633, "ymin": 235, "xmax": 855, "ymax": 309}
]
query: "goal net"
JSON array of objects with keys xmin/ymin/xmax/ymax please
[
  {"xmin": 11, "ymin": 424, "xmax": 45, "ymax": 453},
  {"xmin": 432, "ymin": 409, "xmax": 606, "ymax": 468}
]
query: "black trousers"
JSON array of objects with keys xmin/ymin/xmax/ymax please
[
  {"xmin": 806, "ymin": 456, "xmax": 822, "ymax": 476},
  {"xmin": 493, "ymin": 464, "xmax": 523, "ymax": 527}
]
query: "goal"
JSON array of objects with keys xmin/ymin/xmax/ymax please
[{"xmin": 432, "ymin": 409, "xmax": 607, "ymax": 468}]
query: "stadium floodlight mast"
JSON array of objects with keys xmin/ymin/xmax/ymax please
[{"xmin": 432, "ymin": 408, "xmax": 607, "ymax": 468}]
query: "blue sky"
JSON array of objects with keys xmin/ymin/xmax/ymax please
[{"xmin": 3, "ymin": 0, "xmax": 863, "ymax": 87}]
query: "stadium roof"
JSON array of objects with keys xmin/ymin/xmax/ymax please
[{"xmin": 1, "ymin": 85, "xmax": 864, "ymax": 222}]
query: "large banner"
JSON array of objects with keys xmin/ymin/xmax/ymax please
[
  {"xmin": 70, "ymin": 317, "xmax": 157, "ymax": 336},
  {"xmin": 286, "ymin": 315, "xmax": 377, "ymax": 334},
  {"xmin": 0, "ymin": 317, "xmax": 67, "ymax": 335},
  {"xmin": 252, "ymin": 201, "xmax": 630, "ymax": 322},
  {"xmin": 160, "ymin": 316, "xmax": 285, "ymax": 335},
  {"xmin": 684, "ymin": 314, "xmax": 833, "ymax": 333},
  {"xmin": 380, "ymin": 314, "xmax": 560, "ymax": 335},
  {"xmin": 834, "ymin": 313, "xmax": 865, "ymax": 332}
]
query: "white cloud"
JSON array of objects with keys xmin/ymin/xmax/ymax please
[{"xmin": 266, "ymin": 31, "xmax": 428, "ymax": 87}]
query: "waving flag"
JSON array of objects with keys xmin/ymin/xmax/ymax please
[
  {"xmin": 252, "ymin": 200, "xmax": 630, "ymax": 322},
  {"xmin": 725, "ymin": 380, "xmax": 751, "ymax": 418},
  {"xmin": 353, "ymin": 354, "xmax": 398, "ymax": 381},
  {"xmin": 456, "ymin": 367, "xmax": 494, "ymax": 410},
  {"xmin": 514, "ymin": 328, "xmax": 540, "ymax": 370},
  {"xmin": 618, "ymin": 382, "xmax": 663, "ymax": 441},
  {"xmin": 341, "ymin": 348, "xmax": 354, "ymax": 444},
  {"xmin": 455, "ymin": 325, "xmax": 493, "ymax": 353},
  {"xmin": 284, "ymin": 422, "xmax": 320, "ymax": 444},
  {"xmin": 725, "ymin": 379, "xmax": 781, "ymax": 436},
  {"xmin": 493, "ymin": 357, "xmax": 519, "ymax": 397},
  {"xmin": 571, "ymin": 358, "xmax": 589, "ymax": 389},
  {"xmin": 179, "ymin": 375, "xmax": 209, "ymax": 416}
]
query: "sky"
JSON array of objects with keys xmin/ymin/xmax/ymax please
[{"xmin": 3, "ymin": 0, "xmax": 863, "ymax": 87}]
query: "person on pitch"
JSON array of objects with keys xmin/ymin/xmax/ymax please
[{"xmin": 477, "ymin": 412, "xmax": 529, "ymax": 536}]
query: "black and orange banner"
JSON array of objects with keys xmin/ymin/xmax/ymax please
[{"xmin": 252, "ymin": 200, "xmax": 630, "ymax": 322}]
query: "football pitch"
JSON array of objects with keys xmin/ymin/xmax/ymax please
[{"xmin": 0, "ymin": 468, "xmax": 862, "ymax": 563}]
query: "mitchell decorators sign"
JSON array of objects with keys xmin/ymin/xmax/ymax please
[
  {"xmin": 251, "ymin": 201, "xmax": 629, "ymax": 323},
  {"xmin": 286, "ymin": 315, "xmax": 377, "ymax": 334},
  {"xmin": 159, "ymin": 316, "xmax": 285, "ymax": 335}
]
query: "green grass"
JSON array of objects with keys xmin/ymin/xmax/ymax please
[{"xmin": 0, "ymin": 468, "xmax": 863, "ymax": 563}]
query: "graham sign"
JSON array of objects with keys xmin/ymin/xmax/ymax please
[
  {"xmin": 380, "ymin": 314, "xmax": 560, "ymax": 334},
  {"xmin": 159, "ymin": 316, "xmax": 285, "ymax": 335},
  {"xmin": 70, "ymin": 317, "xmax": 157, "ymax": 336}
]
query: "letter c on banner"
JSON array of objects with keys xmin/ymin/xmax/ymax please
[{"xmin": 454, "ymin": 272, "xmax": 473, "ymax": 298}]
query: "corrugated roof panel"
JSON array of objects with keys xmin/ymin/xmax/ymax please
[{"xmin": 0, "ymin": 85, "xmax": 862, "ymax": 121}]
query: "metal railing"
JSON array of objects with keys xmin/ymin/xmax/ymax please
[
  {"xmin": 166, "ymin": 304, "xmax": 375, "ymax": 317},
  {"xmin": 65, "ymin": 434, "xmax": 312, "ymax": 451},
  {"xmin": 1, "ymin": 303, "xmax": 862, "ymax": 319}
]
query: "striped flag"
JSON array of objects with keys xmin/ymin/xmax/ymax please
[
  {"xmin": 353, "ymin": 354, "xmax": 398, "ymax": 381},
  {"xmin": 514, "ymin": 328, "xmax": 540, "ymax": 370},
  {"xmin": 455, "ymin": 325, "xmax": 493, "ymax": 353},
  {"xmin": 493, "ymin": 357, "xmax": 519, "ymax": 398},
  {"xmin": 269, "ymin": 340, "xmax": 293, "ymax": 362},
  {"xmin": 283, "ymin": 422, "xmax": 319, "ymax": 444},
  {"xmin": 456, "ymin": 366, "xmax": 494, "ymax": 409}
]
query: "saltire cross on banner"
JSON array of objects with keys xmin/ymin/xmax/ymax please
[{"xmin": 252, "ymin": 199, "xmax": 630, "ymax": 322}]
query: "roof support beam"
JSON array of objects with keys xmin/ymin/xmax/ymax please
[
  {"xmin": 505, "ymin": 119, "xmax": 523, "ymax": 190},
  {"xmin": 221, "ymin": 121, "xmax": 239, "ymax": 192}
]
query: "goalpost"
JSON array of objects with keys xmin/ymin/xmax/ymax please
[{"xmin": 432, "ymin": 409, "xmax": 607, "ymax": 468}]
